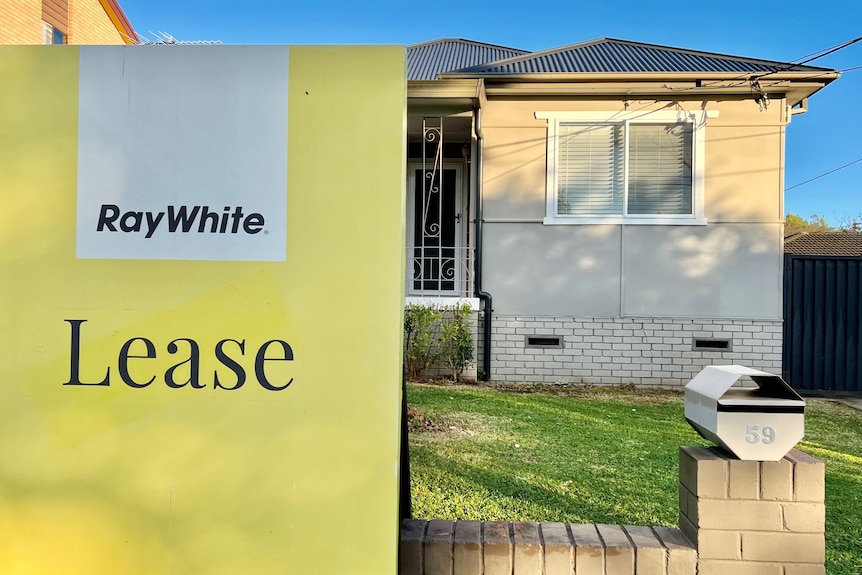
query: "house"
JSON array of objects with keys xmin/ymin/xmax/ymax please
[
  {"xmin": 0, "ymin": 0, "xmax": 137, "ymax": 45},
  {"xmin": 406, "ymin": 38, "xmax": 838, "ymax": 386},
  {"xmin": 784, "ymin": 232, "xmax": 862, "ymax": 393}
]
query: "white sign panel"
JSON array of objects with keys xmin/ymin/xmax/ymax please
[{"xmin": 76, "ymin": 46, "xmax": 289, "ymax": 261}]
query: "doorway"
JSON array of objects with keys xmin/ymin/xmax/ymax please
[{"xmin": 407, "ymin": 163, "xmax": 464, "ymax": 294}]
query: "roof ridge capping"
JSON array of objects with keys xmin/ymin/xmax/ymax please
[
  {"xmin": 444, "ymin": 37, "xmax": 837, "ymax": 75},
  {"xmin": 407, "ymin": 38, "xmax": 531, "ymax": 81},
  {"xmin": 597, "ymin": 38, "xmax": 835, "ymax": 72},
  {"xmin": 407, "ymin": 38, "xmax": 530, "ymax": 54}
]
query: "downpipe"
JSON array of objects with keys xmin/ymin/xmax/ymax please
[{"xmin": 474, "ymin": 107, "xmax": 493, "ymax": 381}]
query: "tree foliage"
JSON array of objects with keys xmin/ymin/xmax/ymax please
[
  {"xmin": 836, "ymin": 215, "xmax": 862, "ymax": 233},
  {"xmin": 786, "ymin": 213, "xmax": 862, "ymax": 234},
  {"xmin": 785, "ymin": 213, "xmax": 834, "ymax": 236}
]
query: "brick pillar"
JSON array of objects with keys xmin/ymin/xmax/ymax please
[{"xmin": 679, "ymin": 446, "xmax": 826, "ymax": 575}]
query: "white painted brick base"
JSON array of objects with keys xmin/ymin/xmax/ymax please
[{"xmin": 483, "ymin": 315, "xmax": 783, "ymax": 386}]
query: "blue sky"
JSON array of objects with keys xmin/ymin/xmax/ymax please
[{"xmin": 120, "ymin": 0, "xmax": 862, "ymax": 225}]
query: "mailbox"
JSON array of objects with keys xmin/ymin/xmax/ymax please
[{"xmin": 685, "ymin": 365, "xmax": 805, "ymax": 461}]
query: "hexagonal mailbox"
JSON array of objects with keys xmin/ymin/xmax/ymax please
[{"xmin": 685, "ymin": 365, "xmax": 805, "ymax": 461}]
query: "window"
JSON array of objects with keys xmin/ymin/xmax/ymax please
[
  {"xmin": 42, "ymin": 21, "xmax": 66, "ymax": 45},
  {"xmin": 537, "ymin": 110, "xmax": 714, "ymax": 225}
]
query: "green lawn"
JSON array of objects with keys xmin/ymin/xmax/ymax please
[{"xmin": 406, "ymin": 382, "xmax": 862, "ymax": 575}]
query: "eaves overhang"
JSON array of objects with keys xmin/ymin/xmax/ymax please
[
  {"xmin": 407, "ymin": 79, "xmax": 486, "ymax": 108},
  {"xmin": 436, "ymin": 71, "xmax": 839, "ymax": 107},
  {"xmin": 438, "ymin": 70, "xmax": 840, "ymax": 83}
]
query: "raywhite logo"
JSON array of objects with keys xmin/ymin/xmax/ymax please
[
  {"xmin": 76, "ymin": 46, "xmax": 288, "ymax": 261},
  {"xmin": 96, "ymin": 205, "xmax": 266, "ymax": 239}
]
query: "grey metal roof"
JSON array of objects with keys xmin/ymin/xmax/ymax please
[
  {"xmin": 447, "ymin": 38, "xmax": 834, "ymax": 75},
  {"xmin": 407, "ymin": 38, "xmax": 529, "ymax": 81}
]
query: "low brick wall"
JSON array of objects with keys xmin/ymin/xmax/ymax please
[
  {"xmin": 400, "ymin": 520, "xmax": 695, "ymax": 575},
  {"xmin": 400, "ymin": 448, "xmax": 826, "ymax": 574},
  {"xmin": 680, "ymin": 446, "xmax": 826, "ymax": 574}
]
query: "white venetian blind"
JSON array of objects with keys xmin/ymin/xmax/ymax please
[
  {"xmin": 627, "ymin": 123, "xmax": 693, "ymax": 215},
  {"xmin": 557, "ymin": 123, "xmax": 624, "ymax": 215}
]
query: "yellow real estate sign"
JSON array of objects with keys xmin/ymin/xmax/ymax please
[{"xmin": 0, "ymin": 45, "xmax": 406, "ymax": 574}]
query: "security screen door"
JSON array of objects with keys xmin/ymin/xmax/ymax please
[{"xmin": 410, "ymin": 166, "xmax": 461, "ymax": 293}]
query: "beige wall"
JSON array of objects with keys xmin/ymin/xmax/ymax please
[
  {"xmin": 482, "ymin": 124, "xmax": 547, "ymax": 220},
  {"xmin": 0, "ymin": 0, "xmax": 126, "ymax": 44},
  {"xmin": 480, "ymin": 96, "xmax": 786, "ymax": 319},
  {"xmin": 703, "ymin": 100, "xmax": 785, "ymax": 223}
]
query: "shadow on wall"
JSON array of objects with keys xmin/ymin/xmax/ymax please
[
  {"xmin": 622, "ymin": 223, "xmax": 781, "ymax": 318},
  {"xmin": 475, "ymin": 116, "xmax": 785, "ymax": 319}
]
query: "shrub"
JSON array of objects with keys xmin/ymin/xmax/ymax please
[
  {"xmin": 438, "ymin": 303, "xmax": 474, "ymax": 382},
  {"xmin": 404, "ymin": 304, "xmax": 441, "ymax": 380},
  {"xmin": 404, "ymin": 303, "xmax": 474, "ymax": 381}
]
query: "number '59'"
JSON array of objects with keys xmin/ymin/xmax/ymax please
[{"xmin": 746, "ymin": 425, "xmax": 776, "ymax": 444}]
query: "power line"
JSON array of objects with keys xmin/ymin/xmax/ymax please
[
  {"xmin": 790, "ymin": 40, "xmax": 853, "ymax": 63},
  {"xmin": 795, "ymin": 36, "xmax": 862, "ymax": 65},
  {"xmin": 666, "ymin": 36, "xmax": 860, "ymax": 94},
  {"xmin": 664, "ymin": 63, "xmax": 858, "ymax": 95},
  {"xmin": 786, "ymin": 156, "xmax": 862, "ymax": 191},
  {"xmin": 750, "ymin": 36, "xmax": 862, "ymax": 81}
]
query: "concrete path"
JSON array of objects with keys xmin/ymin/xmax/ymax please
[{"xmin": 839, "ymin": 398, "xmax": 862, "ymax": 411}]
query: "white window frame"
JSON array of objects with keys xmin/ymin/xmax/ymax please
[
  {"xmin": 536, "ymin": 109, "xmax": 717, "ymax": 225},
  {"xmin": 41, "ymin": 21, "xmax": 53, "ymax": 45}
]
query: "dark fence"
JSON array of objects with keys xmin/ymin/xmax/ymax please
[{"xmin": 783, "ymin": 255, "xmax": 862, "ymax": 393}]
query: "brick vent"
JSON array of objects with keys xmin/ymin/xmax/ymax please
[{"xmin": 399, "ymin": 520, "xmax": 696, "ymax": 575}]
